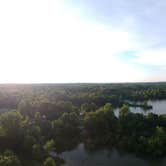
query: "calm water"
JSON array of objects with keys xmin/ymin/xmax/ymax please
[
  {"xmin": 60, "ymin": 144, "xmax": 166, "ymax": 166},
  {"xmin": 114, "ymin": 100, "xmax": 166, "ymax": 116}
]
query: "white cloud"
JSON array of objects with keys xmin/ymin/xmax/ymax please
[
  {"xmin": 133, "ymin": 49, "xmax": 166, "ymax": 66},
  {"xmin": 60, "ymin": 0, "xmax": 166, "ymax": 82},
  {"xmin": 0, "ymin": 0, "xmax": 146, "ymax": 83}
]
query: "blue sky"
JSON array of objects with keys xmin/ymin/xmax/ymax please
[
  {"xmin": 0, "ymin": 0, "xmax": 165, "ymax": 83},
  {"xmin": 65, "ymin": 0, "xmax": 166, "ymax": 82}
]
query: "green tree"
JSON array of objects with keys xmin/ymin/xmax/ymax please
[
  {"xmin": 32, "ymin": 144, "xmax": 43, "ymax": 160},
  {"xmin": 43, "ymin": 139, "xmax": 55, "ymax": 152},
  {"xmin": 43, "ymin": 157, "xmax": 56, "ymax": 166},
  {"xmin": 81, "ymin": 102, "xmax": 97, "ymax": 112},
  {"xmin": 119, "ymin": 104, "xmax": 130, "ymax": 118},
  {"xmin": 0, "ymin": 111, "xmax": 24, "ymax": 149},
  {"xmin": 0, "ymin": 151, "xmax": 22, "ymax": 166},
  {"xmin": 84, "ymin": 103, "xmax": 118, "ymax": 146}
]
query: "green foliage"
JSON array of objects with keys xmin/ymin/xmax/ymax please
[
  {"xmin": 43, "ymin": 139, "xmax": 55, "ymax": 152},
  {"xmin": 0, "ymin": 151, "xmax": 22, "ymax": 166},
  {"xmin": 81, "ymin": 102, "xmax": 97, "ymax": 112},
  {"xmin": 84, "ymin": 103, "xmax": 119, "ymax": 146},
  {"xmin": 0, "ymin": 111, "xmax": 24, "ymax": 133},
  {"xmin": 32, "ymin": 144, "xmax": 43, "ymax": 160},
  {"xmin": 43, "ymin": 157, "xmax": 56, "ymax": 166},
  {"xmin": 52, "ymin": 112, "xmax": 80, "ymax": 151},
  {"xmin": 0, "ymin": 111, "xmax": 24, "ymax": 150},
  {"xmin": 119, "ymin": 104, "xmax": 130, "ymax": 118}
]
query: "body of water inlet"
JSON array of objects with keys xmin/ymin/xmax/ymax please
[
  {"xmin": 59, "ymin": 100, "xmax": 166, "ymax": 166},
  {"xmin": 114, "ymin": 100, "xmax": 166, "ymax": 116},
  {"xmin": 60, "ymin": 144, "xmax": 166, "ymax": 166}
]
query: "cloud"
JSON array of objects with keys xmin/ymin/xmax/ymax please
[
  {"xmin": 66, "ymin": 0, "xmax": 166, "ymax": 51},
  {"xmin": 0, "ymin": 0, "xmax": 145, "ymax": 83},
  {"xmin": 133, "ymin": 49, "xmax": 166, "ymax": 67},
  {"xmin": 0, "ymin": 0, "xmax": 165, "ymax": 82}
]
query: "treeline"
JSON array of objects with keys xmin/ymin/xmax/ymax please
[{"xmin": 0, "ymin": 83, "xmax": 166, "ymax": 110}]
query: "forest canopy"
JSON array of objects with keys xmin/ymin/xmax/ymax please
[{"xmin": 0, "ymin": 83, "xmax": 165, "ymax": 165}]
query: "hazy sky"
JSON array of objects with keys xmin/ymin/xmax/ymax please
[{"xmin": 0, "ymin": 0, "xmax": 166, "ymax": 83}]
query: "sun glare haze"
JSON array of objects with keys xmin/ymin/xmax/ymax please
[{"xmin": 0, "ymin": 0, "xmax": 165, "ymax": 83}]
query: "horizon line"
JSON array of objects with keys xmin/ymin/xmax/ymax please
[{"xmin": 0, "ymin": 81, "xmax": 165, "ymax": 85}]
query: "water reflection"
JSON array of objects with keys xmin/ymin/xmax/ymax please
[
  {"xmin": 60, "ymin": 144, "xmax": 166, "ymax": 166},
  {"xmin": 114, "ymin": 100, "xmax": 166, "ymax": 116}
]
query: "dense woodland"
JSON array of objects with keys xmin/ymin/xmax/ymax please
[{"xmin": 0, "ymin": 83, "xmax": 165, "ymax": 165}]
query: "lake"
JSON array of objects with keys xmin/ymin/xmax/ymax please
[
  {"xmin": 60, "ymin": 144, "xmax": 166, "ymax": 166},
  {"xmin": 114, "ymin": 100, "xmax": 166, "ymax": 116}
]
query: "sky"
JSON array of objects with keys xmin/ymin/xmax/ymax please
[{"xmin": 0, "ymin": 0, "xmax": 166, "ymax": 83}]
